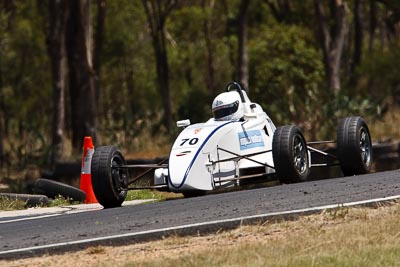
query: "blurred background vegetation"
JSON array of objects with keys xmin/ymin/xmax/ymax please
[{"xmin": 0, "ymin": 0, "xmax": 399, "ymax": 176}]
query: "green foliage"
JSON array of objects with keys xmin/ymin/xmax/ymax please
[
  {"xmin": 169, "ymin": 6, "xmax": 206, "ymax": 43},
  {"xmin": 0, "ymin": 0, "xmax": 399, "ymax": 173},
  {"xmin": 5, "ymin": 1, "xmax": 50, "ymax": 125},
  {"xmin": 168, "ymin": 3, "xmax": 235, "ymax": 112},
  {"xmin": 177, "ymin": 87, "xmax": 212, "ymax": 124},
  {"xmin": 326, "ymin": 95, "xmax": 378, "ymax": 118},
  {"xmin": 249, "ymin": 24, "xmax": 324, "ymax": 137},
  {"xmin": 98, "ymin": 1, "xmax": 169, "ymax": 151},
  {"xmin": 0, "ymin": 1, "xmax": 51, "ymax": 167},
  {"xmin": 357, "ymin": 43, "xmax": 400, "ymax": 106},
  {"xmin": 318, "ymin": 93, "xmax": 380, "ymax": 140},
  {"xmin": 125, "ymin": 189, "xmax": 165, "ymax": 201},
  {"xmin": 100, "ymin": 0, "xmax": 156, "ymax": 120}
]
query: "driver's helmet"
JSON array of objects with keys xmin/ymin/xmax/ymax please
[{"xmin": 212, "ymin": 91, "xmax": 244, "ymax": 121}]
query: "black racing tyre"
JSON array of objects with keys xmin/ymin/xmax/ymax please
[
  {"xmin": 91, "ymin": 146, "xmax": 128, "ymax": 208},
  {"xmin": 0, "ymin": 193, "xmax": 49, "ymax": 207},
  {"xmin": 337, "ymin": 116, "xmax": 372, "ymax": 176},
  {"xmin": 272, "ymin": 125, "xmax": 310, "ymax": 183},
  {"xmin": 34, "ymin": 178, "xmax": 86, "ymax": 202}
]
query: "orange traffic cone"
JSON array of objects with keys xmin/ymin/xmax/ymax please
[{"xmin": 80, "ymin": 136, "xmax": 98, "ymax": 204}]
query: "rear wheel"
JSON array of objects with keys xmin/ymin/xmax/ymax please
[
  {"xmin": 91, "ymin": 146, "xmax": 128, "ymax": 208},
  {"xmin": 337, "ymin": 117, "xmax": 372, "ymax": 176},
  {"xmin": 272, "ymin": 125, "xmax": 310, "ymax": 183}
]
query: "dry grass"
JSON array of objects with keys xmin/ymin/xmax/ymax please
[
  {"xmin": 0, "ymin": 196, "xmax": 26, "ymax": 211},
  {"xmin": 3, "ymin": 201, "xmax": 400, "ymax": 267},
  {"xmin": 125, "ymin": 189, "xmax": 182, "ymax": 201}
]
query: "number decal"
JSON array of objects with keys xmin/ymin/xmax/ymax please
[
  {"xmin": 180, "ymin": 138, "xmax": 199, "ymax": 146},
  {"xmin": 180, "ymin": 138, "xmax": 190, "ymax": 146},
  {"xmin": 189, "ymin": 138, "xmax": 198, "ymax": 145}
]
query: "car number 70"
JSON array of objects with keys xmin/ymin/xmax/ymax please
[{"xmin": 180, "ymin": 138, "xmax": 199, "ymax": 146}]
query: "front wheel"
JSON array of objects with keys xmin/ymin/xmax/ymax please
[
  {"xmin": 91, "ymin": 146, "xmax": 128, "ymax": 208},
  {"xmin": 337, "ymin": 117, "xmax": 372, "ymax": 176},
  {"xmin": 272, "ymin": 125, "xmax": 310, "ymax": 183}
]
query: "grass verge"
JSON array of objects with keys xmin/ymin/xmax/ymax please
[
  {"xmin": 3, "ymin": 201, "xmax": 400, "ymax": 267},
  {"xmin": 125, "ymin": 189, "xmax": 181, "ymax": 202},
  {"xmin": 0, "ymin": 190, "xmax": 178, "ymax": 211},
  {"xmin": 120, "ymin": 202, "xmax": 400, "ymax": 267},
  {"xmin": 0, "ymin": 196, "xmax": 26, "ymax": 211},
  {"xmin": 0, "ymin": 195, "xmax": 83, "ymax": 211}
]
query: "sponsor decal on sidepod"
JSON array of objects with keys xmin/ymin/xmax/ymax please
[{"xmin": 238, "ymin": 130, "xmax": 265, "ymax": 150}]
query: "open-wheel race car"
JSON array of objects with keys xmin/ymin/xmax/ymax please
[{"xmin": 91, "ymin": 82, "xmax": 372, "ymax": 208}]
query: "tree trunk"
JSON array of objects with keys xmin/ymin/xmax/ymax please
[
  {"xmin": 0, "ymin": 0, "xmax": 17, "ymax": 166},
  {"xmin": 47, "ymin": 0, "xmax": 69, "ymax": 165},
  {"xmin": 142, "ymin": 0, "xmax": 177, "ymax": 131},
  {"xmin": 2, "ymin": 0, "xmax": 16, "ymax": 30},
  {"xmin": 0, "ymin": 121, "xmax": 3, "ymax": 167},
  {"xmin": 314, "ymin": 0, "xmax": 347, "ymax": 94},
  {"xmin": 66, "ymin": 0, "xmax": 97, "ymax": 150},
  {"xmin": 0, "ymin": 2, "xmax": 5, "ymax": 166},
  {"xmin": 2, "ymin": 0, "xmax": 16, "ymax": 140},
  {"xmin": 221, "ymin": 0, "xmax": 236, "ymax": 81},
  {"xmin": 265, "ymin": 0, "xmax": 292, "ymax": 23},
  {"xmin": 202, "ymin": 0, "xmax": 216, "ymax": 96},
  {"xmin": 237, "ymin": 0, "xmax": 250, "ymax": 90},
  {"xmin": 368, "ymin": 0, "xmax": 377, "ymax": 51},
  {"xmin": 156, "ymin": 32, "xmax": 173, "ymax": 131},
  {"xmin": 0, "ymin": 54, "xmax": 3, "ymax": 167},
  {"xmin": 351, "ymin": 0, "xmax": 363, "ymax": 83},
  {"xmin": 94, "ymin": 0, "xmax": 106, "ymax": 107}
]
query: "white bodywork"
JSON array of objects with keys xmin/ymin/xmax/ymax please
[{"xmin": 155, "ymin": 89, "xmax": 277, "ymax": 192}]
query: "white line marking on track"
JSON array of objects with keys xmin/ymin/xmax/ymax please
[
  {"xmin": 1, "ymin": 194, "xmax": 399, "ymax": 256},
  {"xmin": 0, "ymin": 214, "xmax": 61, "ymax": 224},
  {"xmin": 0, "ymin": 200, "xmax": 151, "ymax": 224}
]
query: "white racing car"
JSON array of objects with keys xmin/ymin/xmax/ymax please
[{"xmin": 91, "ymin": 82, "xmax": 372, "ymax": 208}]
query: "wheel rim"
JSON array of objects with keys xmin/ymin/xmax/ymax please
[
  {"xmin": 293, "ymin": 134, "xmax": 308, "ymax": 175},
  {"xmin": 111, "ymin": 155, "xmax": 128, "ymax": 196},
  {"xmin": 359, "ymin": 128, "xmax": 371, "ymax": 167}
]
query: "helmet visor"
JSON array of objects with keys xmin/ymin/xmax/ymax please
[{"xmin": 213, "ymin": 100, "xmax": 239, "ymax": 120}]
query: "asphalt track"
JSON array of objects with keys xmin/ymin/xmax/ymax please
[{"xmin": 1, "ymin": 169, "xmax": 400, "ymax": 258}]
